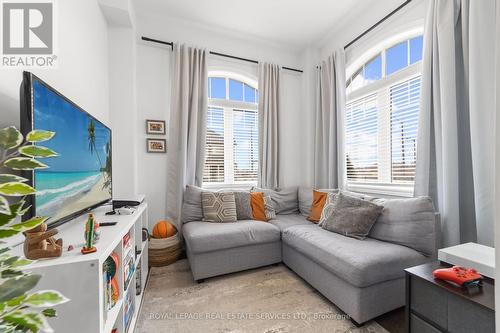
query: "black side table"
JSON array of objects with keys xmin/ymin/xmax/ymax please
[{"xmin": 405, "ymin": 261, "xmax": 495, "ymax": 333}]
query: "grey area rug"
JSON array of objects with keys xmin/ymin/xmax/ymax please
[{"xmin": 136, "ymin": 259, "xmax": 389, "ymax": 333}]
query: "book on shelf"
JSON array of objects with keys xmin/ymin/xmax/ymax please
[{"xmin": 123, "ymin": 251, "xmax": 135, "ymax": 291}]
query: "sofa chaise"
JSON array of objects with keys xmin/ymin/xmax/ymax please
[{"xmin": 181, "ymin": 186, "xmax": 440, "ymax": 325}]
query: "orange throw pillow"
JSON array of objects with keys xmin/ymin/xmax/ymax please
[
  {"xmin": 307, "ymin": 190, "xmax": 328, "ymax": 223},
  {"xmin": 250, "ymin": 192, "xmax": 268, "ymax": 222}
]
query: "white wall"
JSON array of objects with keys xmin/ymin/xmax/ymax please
[
  {"xmin": 134, "ymin": 13, "xmax": 308, "ymax": 227},
  {"xmin": 0, "ymin": 0, "xmax": 110, "ymax": 129},
  {"xmin": 136, "ymin": 43, "xmax": 170, "ymax": 227}
]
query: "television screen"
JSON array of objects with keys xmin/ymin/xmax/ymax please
[{"xmin": 23, "ymin": 74, "xmax": 112, "ymax": 225}]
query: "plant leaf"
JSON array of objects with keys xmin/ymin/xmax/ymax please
[
  {"xmin": 0, "ymin": 274, "xmax": 41, "ymax": 302},
  {"xmin": 1, "ymin": 269, "xmax": 24, "ymax": 279},
  {"xmin": 10, "ymin": 216, "xmax": 47, "ymax": 232},
  {"xmin": 2, "ymin": 310, "xmax": 51, "ymax": 333},
  {"xmin": 42, "ymin": 308, "xmax": 57, "ymax": 318},
  {"xmin": 26, "ymin": 130, "xmax": 55, "ymax": 143},
  {"xmin": 25, "ymin": 290, "xmax": 69, "ymax": 307},
  {"xmin": 4, "ymin": 158, "xmax": 48, "ymax": 170},
  {"xmin": 0, "ymin": 127, "xmax": 23, "ymax": 150},
  {"xmin": 0, "ymin": 196, "xmax": 10, "ymax": 215},
  {"xmin": 5, "ymin": 294, "xmax": 26, "ymax": 306},
  {"xmin": 10, "ymin": 258, "xmax": 33, "ymax": 268},
  {"xmin": 0, "ymin": 200, "xmax": 27, "ymax": 227},
  {"xmin": 0, "ymin": 182, "xmax": 35, "ymax": 197},
  {"xmin": 0, "ymin": 174, "xmax": 28, "ymax": 184},
  {"xmin": 0, "ymin": 229, "xmax": 19, "ymax": 239},
  {"xmin": 18, "ymin": 146, "xmax": 58, "ymax": 158}
]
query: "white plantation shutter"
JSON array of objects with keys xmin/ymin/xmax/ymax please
[
  {"xmin": 233, "ymin": 109, "xmax": 258, "ymax": 182},
  {"xmin": 345, "ymin": 75, "xmax": 421, "ymax": 188},
  {"xmin": 390, "ymin": 76, "xmax": 420, "ymax": 183},
  {"xmin": 203, "ymin": 107, "xmax": 225, "ymax": 183},
  {"xmin": 345, "ymin": 94, "xmax": 379, "ymax": 181},
  {"xmin": 204, "ymin": 76, "xmax": 258, "ymax": 186}
]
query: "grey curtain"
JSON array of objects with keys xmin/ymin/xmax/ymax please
[
  {"xmin": 414, "ymin": 0, "xmax": 496, "ymax": 247},
  {"xmin": 258, "ymin": 63, "xmax": 281, "ymax": 188},
  {"xmin": 166, "ymin": 44, "xmax": 208, "ymax": 234},
  {"xmin": 314, "ymin": 50, "xmax": 346, "ymax": 189}
]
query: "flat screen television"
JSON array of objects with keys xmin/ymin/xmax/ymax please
[{"xmin": 20, "ymin": 72, "xmax": 112, "ymax": 228}]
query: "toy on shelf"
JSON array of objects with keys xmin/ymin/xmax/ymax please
[
  {"xmin": 23, "ymin": 223, "xmax": 63, "ymax": 260},
  {"xmin": 433, "ymin": 266, "xmax": 483, "ymax": 287},
  {"xmin": 83, "ymin": 213, "xmax": 100, "ymax": 244},
  {"xmin": 81, "ymin": 214, "xmax": 98, "ymax": 254},
  {"xmin": 103, "ymin": 252, "xmax": 120, "ymax": 310}
]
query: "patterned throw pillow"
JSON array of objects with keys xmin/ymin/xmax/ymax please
[
  {"xmin": 201, "ymin": 192, "xmax": 237, "ymax": 223},
  {"xmin": 233, "ymin": 191, "xmax": 253, "ymax": 220},
  {"xmin": 318, "ymin": 192, "xmax": 336, "ymax": 226},
  {"xmin": 263, "ymin": 195, "xmax": 276, "ymax": 220}
]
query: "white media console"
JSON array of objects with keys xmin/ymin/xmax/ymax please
[{"xmin": 12, "ymin": 202, "xmax": 149, "ymax": 333}]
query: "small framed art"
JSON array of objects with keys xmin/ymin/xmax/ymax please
[
  {"xmin": 147, "ymin": 139, "xmax": 167, "ymax": 153},
  {"xmin": 146, "ymin": 120, "xmax": 166, "ymax": 135}
]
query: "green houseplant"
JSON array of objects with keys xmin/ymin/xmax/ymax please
[{"xmin": 0, "ymin": 126, "xmax": 68, "ymax": 332}]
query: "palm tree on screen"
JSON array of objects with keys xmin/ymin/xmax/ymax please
[{"xmin": 88, "ymin": 119, "xmax": 103, "ymax": 169}]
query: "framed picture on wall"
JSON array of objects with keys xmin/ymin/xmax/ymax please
[
  {"xmin": 146, "ymin": 120, "xmax": 166, "ymax": 135},
  {"xmin": 147, "ymin": 139, "xmax": 167, "ymax": 153}
]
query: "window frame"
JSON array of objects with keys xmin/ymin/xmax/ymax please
[
  {"xmin": 203, "ymin": 75, "xmax": 258, "ymax": 189},
  {"xmin": 345, "ymin": 39, "xmax": 423, "ymax": 198}
]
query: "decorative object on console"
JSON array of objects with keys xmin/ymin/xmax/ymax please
[
  {"xmin": 152, "ymin": 220, "xmax": 177, "ymax": 238},
  {"xmin": 438, "ymin": 242, "xmax": 494, "ymax": 278},
  {"xmin": 23, "ymin": 223, "xmax": 63, "ymax": 259},
  {"xmin": 81, "ymin": 213, "xmax": 97, "ymax": 254},
  {"xmin": 142, "ymin": 227, "xmax": 149, "ymax": 242},
  {"xmin": 84, "ymin": 213, "xmax": 100, "ymax": 243},
  {"xmin": 146, "ymin": 119, "xmax": 166, "ymax": 135},
  {"xmin": 147, "ymin": 138, "xmax": 167, "ymax": 153},
  {"xmin": 320, "ymin": 192, "xmax": 383, "ymax": 240},
  {"xmin": 432, "ymin": 266, "xmax": 483, "ymax": 287}
]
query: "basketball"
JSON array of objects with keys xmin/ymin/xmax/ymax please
[{"xmin": 152, "ymin": 220, "xmax": 177, "ymax": 239}]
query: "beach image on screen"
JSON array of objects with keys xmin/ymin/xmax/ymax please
[{"xmin": 32, "ymin": 80, "xmax": 112, "ymax": 222}]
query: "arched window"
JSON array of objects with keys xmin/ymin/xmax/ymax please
[
  {"xmin": 204, "ymin": 75, "xmax": 258, "ymax": 186},
  {"xmin": 344, "ymin": 33, "xmax": 423, "ymax": 196}
]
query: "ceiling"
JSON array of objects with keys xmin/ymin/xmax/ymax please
[{"xmin": 134, "ymin": 0, "xmax": 376, "ymax": 49}]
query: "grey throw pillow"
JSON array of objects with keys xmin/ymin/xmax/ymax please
[
  {"xmin": 233, "ymin": 191, "xmax": 253, "ymax": 220},
  {"xmin": 181, "ymin": 185, "xmax": 204, "ymax": 223},
  {"xmin": 321, "ymin": 192, "xmax": 383, "ymax": 240},
  {"xmin": 201, "ymin": 192, "xmax": 237, "ymax": 223}
]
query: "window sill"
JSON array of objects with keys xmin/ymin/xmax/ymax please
[
  {"xmin": 202, "ymin": 182, "xmax": 257, "ymax": 191},
  {"xmin": 346, "ymin": 182, "xmax": 414, "ymax": 198}
]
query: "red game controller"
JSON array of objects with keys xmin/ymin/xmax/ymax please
[{"xmin": 433, "ymin": 266, "xmax": 483, "ymax": 287}]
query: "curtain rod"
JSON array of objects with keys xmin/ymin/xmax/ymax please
[
  {"xmin": 344, "ymin": 0, "xmax": 413, "ymax": 50},
  {"xmin": 141, "ymin": 36, "xmax": 304, "ymax": 73}
]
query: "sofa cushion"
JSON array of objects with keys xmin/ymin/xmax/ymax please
[
  {"xmin": 183, "ymin": 220, "xmax": 281, "ymax": 254},
  {"xmin": 282, "ymin": 224, "xmax": 428, "ymax": 287},
  {"xmin": 370, "ymin": 196, "xmax": 437, "ymax": 256},
  {"xmin": 298, "ymin": 187, "xmax": 338, "ymax": 216},
  {"xmin": 320, "ymin": 192, "xmax": 383, "ymax": 240},
  {"xmin": 269, "ymin": 214, "xmax": 311, "ymax": 232},
  {"xmin": 252, "ymin": 187, "xmax": 299, "ymax": 215},
  {"xmin": 182, "ymin": 185, "xmax": 203, "ymax": 223},
  {"xmin": 307, "ymin": 190, "xmax": 328, "ymax": 223}
]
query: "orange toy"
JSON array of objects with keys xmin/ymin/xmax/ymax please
[{"xmin": 152, "ymin": 220, "xmax": 177, "ymax": 238}]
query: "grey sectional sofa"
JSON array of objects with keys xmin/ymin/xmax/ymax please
[{"xmin": 181, "ymin": 185, "xmax": 440, "ymax": 325}]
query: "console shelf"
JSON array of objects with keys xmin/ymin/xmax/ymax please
[{"xmin": 12, "ymin": 202, "xmax": 149, "ymax": 333}]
